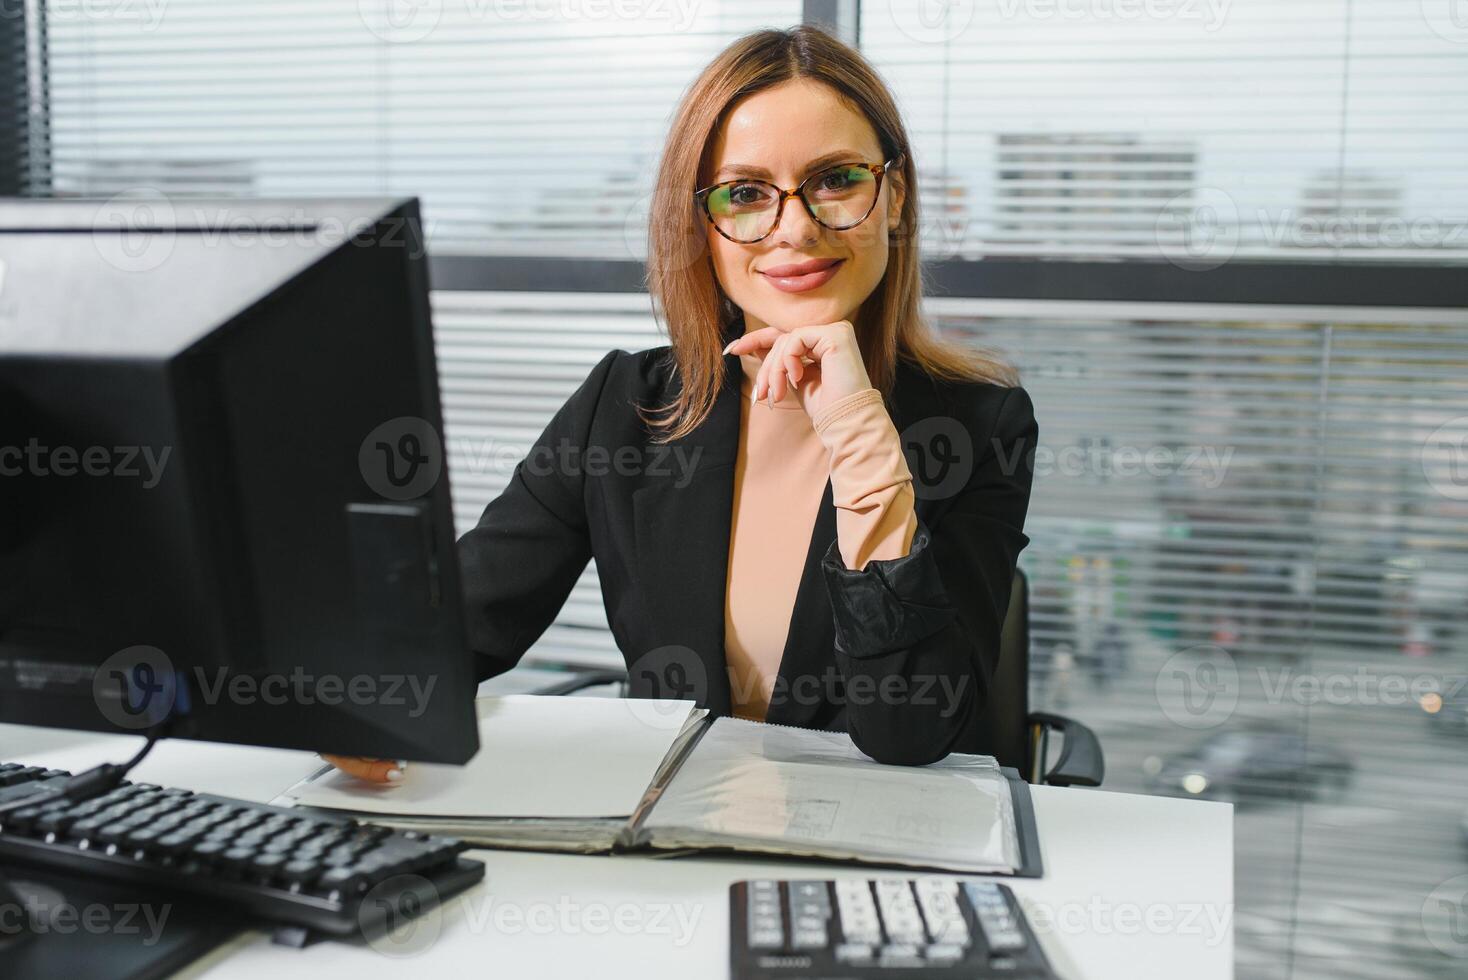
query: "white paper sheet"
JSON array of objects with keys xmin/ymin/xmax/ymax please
[
  {"xmin": 284, "ymin": 695, "xmax": 698, "ymax": 819},
  {"xmin": 642, "ymin": 718, "xmax": 1022, "ymax": 873}
]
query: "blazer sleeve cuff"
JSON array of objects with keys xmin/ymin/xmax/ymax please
[{"xmin": 819, "ymin": 519, "xmax": 957, "ymax": 659}]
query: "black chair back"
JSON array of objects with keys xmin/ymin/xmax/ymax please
[{"xmin": 985, "ymin": 568, "xmax": 1032, "ymax": 773}]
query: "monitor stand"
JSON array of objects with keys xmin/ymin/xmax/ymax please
[{"xmin": 0, "ymin": 862, "xmax": 240, "ymax": 980}]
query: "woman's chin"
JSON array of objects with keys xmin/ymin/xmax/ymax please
[{"xmin": 752, "ymin": 297, "xmax": 852, "ymax": 330}]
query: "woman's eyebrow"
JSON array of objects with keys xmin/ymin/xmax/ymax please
[{"xmin": 713, "ymin": 150, "xmax": 870, "ymax": 181}]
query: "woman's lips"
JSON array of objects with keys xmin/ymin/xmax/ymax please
[{"xmin": 757, "ymin": 258, "xmax": 844, "ymax": 293}]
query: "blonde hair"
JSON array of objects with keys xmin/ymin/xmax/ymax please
[{"xmin": 641, "ymin": 24, "xmax": 1016, "ymax": 443}]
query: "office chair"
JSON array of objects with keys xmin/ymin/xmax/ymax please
[{"xmin": 530, "ymin": 569, "xmax": 1104, "ymax": 787}]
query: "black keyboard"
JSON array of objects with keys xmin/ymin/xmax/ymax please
[
  {"xmin": 0, "ymin": 762, "xmax": 484, "ymax": 942},
  {"xmin": 730, "ymin": 878, "xmax": 1058, "ymax": 979}
]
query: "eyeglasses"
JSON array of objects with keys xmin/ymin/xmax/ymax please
[{"xmin": 693, "ymin": 156, "xmax": 904, "ymax": 244}]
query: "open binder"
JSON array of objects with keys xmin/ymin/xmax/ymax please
[{"xmin": 278, "ymin": 695, "xmax": 1044, "ymax": 878}]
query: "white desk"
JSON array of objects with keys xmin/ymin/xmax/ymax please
[{"xmin": 2, "ymin": 726, "xmax": 1233, "ymax": 980}]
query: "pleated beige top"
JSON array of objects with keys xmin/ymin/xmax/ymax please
[{"xmin": 724, "ymin": 354, "xmax": 919, "ymax": 720}]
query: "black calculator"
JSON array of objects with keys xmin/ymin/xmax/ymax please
[{"xmin": 730, "ymin": 877, "xmax": 1058, "ymax": 978}]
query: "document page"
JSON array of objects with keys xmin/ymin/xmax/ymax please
[
  {"xmin": 642, "ymin": 718, "xmax": 1022, "ymax": 873},
  {"xmin": 284, "ymin": 695, "xmax": 699, "ymax": 819}
]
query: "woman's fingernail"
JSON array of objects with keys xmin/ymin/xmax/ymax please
[
  {"xmin": 385, "ymin": 767, "xmax": 403, "ymax": 782},
  {"xmin": 751, "ymin": 385, "xmax": 759, "ymax": 404}
]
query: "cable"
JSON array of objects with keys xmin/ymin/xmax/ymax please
[{"xmin": 0, "ymin": 727, "xmax": 166, "ymax": 817}]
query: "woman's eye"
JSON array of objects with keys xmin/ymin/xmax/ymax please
[
  {"xmin": 728, "ymin": 184, "xmax": 769, "ymax": 208},
  {"xmin": 819, "ymin": 169, "xmax": 855, "ymax": 192}
]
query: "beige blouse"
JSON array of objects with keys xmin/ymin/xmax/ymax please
[{"xmin": 723, "ymin": 354, "xmax": 918, "ymax": 720}]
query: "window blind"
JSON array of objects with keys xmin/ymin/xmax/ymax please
[
  {"xmin": 857, "ymin": 7, "xmax": 1468, "ymax": 975},
  {"xmin": 861, "ymin": 0, "xmax": 1468, "ymax": 264},
  {"xmin": 41, "ymin": 0, "xmax": 803, "ymax": 254}
]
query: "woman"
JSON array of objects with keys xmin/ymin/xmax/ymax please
[{"xmin": 329, "ymin": 24, "xmax": 1036, "ymax": 782}]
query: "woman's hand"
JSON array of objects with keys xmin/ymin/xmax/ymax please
[
  {"xmin": 319, "ymin": 754, "xmax": 406, "ymax": 784},
  {"xmin": 724, "ymin": 320, "xmax": 875, "ymax": 420}
]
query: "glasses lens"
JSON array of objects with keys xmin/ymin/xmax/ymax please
[
  {"xmin": 804, "ymin": 165, "xmax": 878, "ymax": 230},
  {"xmin": 706, "ymin": 181, "xmax": 781, "ymax": 242}
]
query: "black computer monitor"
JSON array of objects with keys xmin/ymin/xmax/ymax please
[{"xmin": 0, "ymin": 196, "xmax": 479, "ymax": 764}]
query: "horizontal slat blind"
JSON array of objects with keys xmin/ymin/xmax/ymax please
[
  {"xmin": 42, "ymin": 0, "xmax": 802, "ymax": 254},
  {"xmin": 861, "ymin": 0, "xmax": 1468, "ymax": 263},
  {"xmin": 939, "ymin": 299, "xmax": 1468, "ymax": 980}
]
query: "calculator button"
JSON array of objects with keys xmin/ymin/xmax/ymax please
[
  {"xmin": 875, "ymin": 879, "xmax": 927, "ymax": 944},
  {"xmin": 925, "ymin": 942, "xmax": 965, "ymax": 964},
  {"xmin": 915, "ymin": 878, "xmax": 970, "ymax": 946},
  {"xmin": 878, "ymin": 942, "xmax": 923, "ymax": 967},
  {"xmin": 833, "ymin": 942, "xmax": 874, "ymax": 963},
  {"xmin": 747, "ymin": 928, "xmax": 784, "ymax": 950}
]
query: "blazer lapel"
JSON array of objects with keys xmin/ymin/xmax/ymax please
[{"xmin": 630, "ymin": 352, "xmax": 742, "ymax": 715}]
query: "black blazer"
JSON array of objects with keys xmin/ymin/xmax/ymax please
[{"xmin": 458, "ymin": 345, "xmax": 1038, "ymax": 765}]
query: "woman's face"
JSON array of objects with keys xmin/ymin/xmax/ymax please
[{"xmin": 701, "ymin": 78, "xmax": 903, "ymax": 334}]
